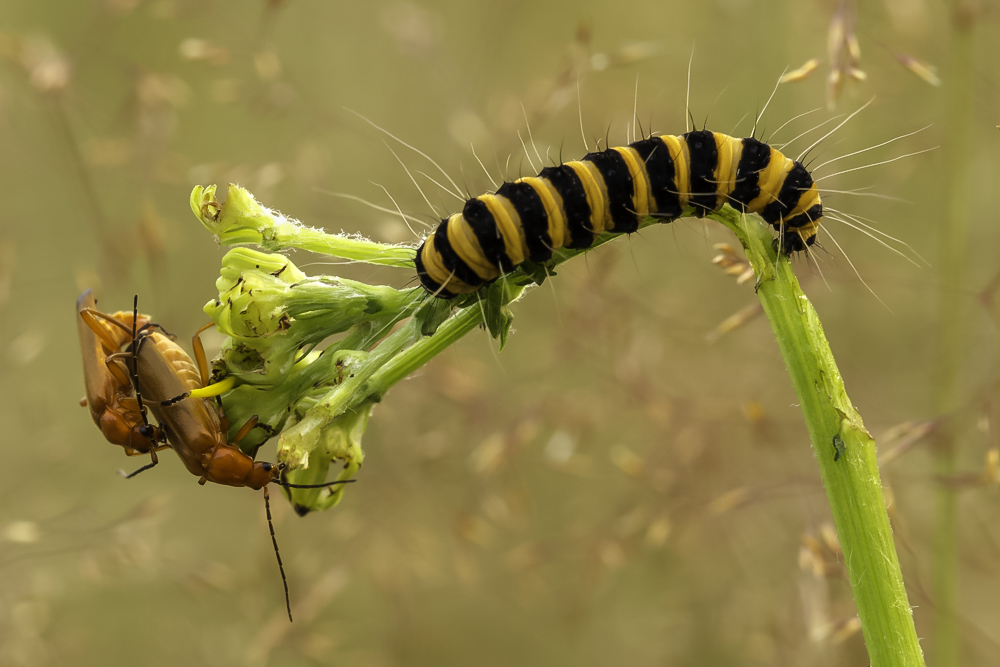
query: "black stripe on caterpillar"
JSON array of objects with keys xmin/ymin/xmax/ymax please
[{"xmin": 414, "ymin": 130, "xmax": 823, "ymax": 297}]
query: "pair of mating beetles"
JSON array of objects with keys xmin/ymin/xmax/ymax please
[{"xmin": 76, "ymin": 289, "xmax": 349, "ymax": 621}]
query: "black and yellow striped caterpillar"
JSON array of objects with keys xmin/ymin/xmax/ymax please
[{"xmin": 414, "ymin": 130, "xmax": 822, "ymax": 297}]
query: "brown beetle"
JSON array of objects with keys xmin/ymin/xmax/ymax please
[
  {"xmin": 131, "ymin": 327, "xmax": 272, "ymax": 488},
  {"xmin": 77, "ymin": 289, "xmax": 166, "ymax": 471}
]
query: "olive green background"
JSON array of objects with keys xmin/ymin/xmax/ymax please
[{"xmin": 1, "ymin": 1, "xmax": 998, "ymax": 665}]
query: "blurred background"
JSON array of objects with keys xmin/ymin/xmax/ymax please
[{"xmin": 1, "ymin": 0, "xmax": 998, "ymax": 665}]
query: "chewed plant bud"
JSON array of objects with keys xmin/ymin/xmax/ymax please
[
  {"xmin": 225, "ymin": 348, "xmax": 367, "ymax": 456},
  {"xmin": 271, "ymin": 349, "xmax": 370, "ymax": 462},
  {"xmin": 279, "ymin": 403, "xmax": 370, "ymax": 515}
]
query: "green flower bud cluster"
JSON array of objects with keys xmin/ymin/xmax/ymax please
[
  {"xmin": 206, "ymin": 247, "xmax": 420, "ymax": 384},
  {"xmin": 204, "ymin": 247, "xmax": 422, "ymax": 464},
  {"xmin": 190, "ymin": 185, "xmax": 526, "ymax": 513}
]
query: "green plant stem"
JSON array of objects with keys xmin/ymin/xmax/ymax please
[
  {"xmin": 364, "ymin": 298, "xmax": 505, "ymax": 395},
  {"xmin": 277, "ymin": 315, "xmax": 425, "ymax": 463},
  {"xmin": 276, "ymin": 289, "xmax": 522, "ymax": 461},
  {"xmin": 932, "ymin": 4, "xmax": 975, "ymax": 665},
  {"xmin": 712, "ymin": 208, "xmax": 924, "ymax": 667},
  {"xmin": 266, "ymin": 224, "xmax": 416, "ymax": 267}
]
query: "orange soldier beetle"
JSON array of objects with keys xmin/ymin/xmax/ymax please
[
  {"xmin": 76, "ymin": 289, "xmax": 167, "ymax": 473},
  {"xmin": 122, "ymin": 297, "xmax": 353, "ymax": 622}
]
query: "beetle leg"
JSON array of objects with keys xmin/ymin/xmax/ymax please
[
  {"xmin": 79, "ymin": 308, "xmax": 132, "ymax": 351},
  {"xmin": 105, "ymin": 351, "xmax": 137, "ymax": 388},
  {"xmin": 231, "ymin": 415, "xmax": 260, "ymax": 448}
]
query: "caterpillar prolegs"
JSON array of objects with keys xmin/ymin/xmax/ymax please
[{"xmin": 414, "ymin": 130, "xmax": 823, "ymax": 297}]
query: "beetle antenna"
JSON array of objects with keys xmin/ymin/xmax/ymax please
[
  {"xmin": 120, "ymin": 295, "xmax": 160, "ymax": 479},
  {"xmin": 278, "ymin": 479, "xmax": 357, "ymax": 489},
  {"xmin": 129, "ymin": 296, "xmax": 143, "ymax": 415},
  {"xmin": 272, "ymin": 463, "xmax": 358, "ymax": 489},
  {"xmin": 264, "ymin": 486, "xmax": 293, "ymax": 622}
]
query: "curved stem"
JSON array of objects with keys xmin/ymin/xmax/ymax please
[{"xmin": 711, "ymin": 207, "xmax": 925, "ymax": 667}]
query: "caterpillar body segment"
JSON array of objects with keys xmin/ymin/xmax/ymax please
[{"xmin": 415, "ymin": 131, "xmax": 824, "ymax": 297}]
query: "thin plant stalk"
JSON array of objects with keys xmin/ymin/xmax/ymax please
[{"xmin": 932, "ymin": 4, "xmax": 976, "ymax": 666}]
